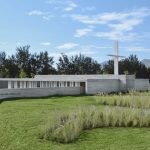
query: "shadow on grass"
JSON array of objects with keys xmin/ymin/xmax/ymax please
[{"xmin": 0, "ymin": 94, "xmax": 89, "ymax": 104}]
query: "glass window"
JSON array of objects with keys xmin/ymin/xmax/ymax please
[
  {"xmin": 57, "ymin": 82, "xmax": 59, "ymax": 87},
  {"xmin": 17, "ymin": 81, "xmax": 20, "ymax": 88},
  {"xmin": 37, "ymin": 81, "xmax": 40, "ymax": 88},
  {"xmin": 67, "ymin": 82, "xmax": 70, "ymax": 87},
  {"xmin": 73, "ymin": 82, "xmax": 75, "ymax": 87},
  {"xmin": 11, "ymin": 81, "xmax": 14, "ymax": 88}
]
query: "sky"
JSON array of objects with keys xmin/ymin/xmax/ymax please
[{"xmin": 0, "ymin": 0, "xmax": 150, "ymax": 63}]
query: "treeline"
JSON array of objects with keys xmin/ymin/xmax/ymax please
[{"xmin": 0, "ymin": 45, "xmax": 150, "ymax": 79}]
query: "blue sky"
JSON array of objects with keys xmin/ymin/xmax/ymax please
[{"xmin": 0, "ymin": 0, "xmax": 150, "ymax": 63}]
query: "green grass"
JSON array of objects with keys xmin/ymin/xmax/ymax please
[{"xmin": 0, "ymin": 95, "xmax": 150, "ymax": 150}]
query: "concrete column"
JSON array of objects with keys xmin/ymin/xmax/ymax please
[
  {"xmin": 46, "ymin": 81, "xmax": 48, "ymax": 88},
  {"xmin": 62, "ymin": 82, "xmax": 64, "ymax": 87},
  {"xmin": 40, "ymin": 81, "xmax": 42, "ymax": 88},
  {"xmin": 8, "ymin": 81, "xmax": 11, "ymax": 89},
  {"xmin": 33, "ymin": 81, "xmax": 36, "ymax": 88},
  {"xmin": 75, "ymin": 82, "xmax": 78, "ymax": 87},
  {"xmin": 20, "ymin": 81, "xmax": 22, "ymax": 88},
  {"xmin": 21, "ymin": 81, "xmax": 23, "ymax": 88},
  {"xmin": 43, "ymin": 82, "xmax": 46, "ymax": 88},
  {"xmin": 31, "ymin": 81, "xmax": 33, "ymax": 88},
  {"xmin": 24, "ymin": 81, "xmax": 26, "ymax": 88},
  {"xmin": 30, "ymin": 81, "xmax": 31, "ymax": 88},
  {"xmin": 85, "ymin": 81, "xmax": 87, "ymax": 94},
  {"xmin": 35, "ymin": 81, "xmax": 37, "ymax": 88}
]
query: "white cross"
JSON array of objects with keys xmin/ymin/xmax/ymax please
[{"xmin": 108, "ymin": 41, "xmax": 125, "ymax": 75}]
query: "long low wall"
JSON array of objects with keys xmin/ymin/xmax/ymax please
[
  {"xmin": 86, "ymin": 79, "xmax": 120, "ymax": 94},
  {"xmin": 0, "ymin": 87, "xmax": 81, "ymax": 100},
  {"xmin": 134, "ymin": 79, "xmax": 150, "ymax": 91}
]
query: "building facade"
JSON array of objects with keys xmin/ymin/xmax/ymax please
[{"xmin": 0, "ymin": 75, "xmax": 150, "ymax": 99}]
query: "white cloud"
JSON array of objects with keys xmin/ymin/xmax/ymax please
[
  {"xmin": 109, "ymin": 19, "xmax": 143, "ymax": 32},
  {"xmin": 56, "ymin": 42, "xmax": 79, "ymax": 49},
  {"xmin": 72, "ymin": 7, "xmax": 150, "ymax": 41},
  {"xmin": 47, "ymin": 0, "xmax": 77, "ymax": 12},
  {"xmin": 27, "ymin": 10, "xmax": 54, "ymax": 21},
  {"xmin": 40, "ymin": 42, "xmax": 51, "ymax": 46},
  {"xmin": 81, "ymin": 6, "xmax": 96, "ymax": 12},
  {"xmin": 51, "ymin": 50, "xmax": 96, "ymax": 59},
  {"xmin": 75, "ymin": 26, "xmax": 94, "ymax": 37},
  {"xmin": 89, "ymin": 45, "xmax": 113, "ymax": 49},
  {"xmin": 28, "ymin": 10, "xmax": 44, "ymax": 16},
  {"xmin": 65, "ymin": 50, "xmax": 96, "ymax": 56},
  {"xmin": 72, "ymin": 8, "xmax": 150, "ymax": 25},
  {"xmin": 124, "ymin": 46, "xmax": 150, "ymax": 52},
  {"xmin": 42, "ymin": 16, "xmax": 50, "ymax": 20},
  {"xmin": 64, "ymin": 1, "xmax": 77, "ymax": 11},
  {"xmin": 95, "ymin": 31, "xmax": 138, "ymax": 41}
]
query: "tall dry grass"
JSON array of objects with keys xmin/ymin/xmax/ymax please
[
  {"xmin": 95, "ymin": 91, "xmax": 150, "ymax": 108},
  {"xmin": 42, "ymin": 106, "xmax": 150, "ymax": 143}
]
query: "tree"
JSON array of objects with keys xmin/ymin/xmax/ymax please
[
  {"xmin": 4, "ymin": 55, "xmax": 19, "ymax": 78},
  {"xmin": 0, "ymin": 51, "xmax": 9, "ymax": 77},
  {"xmin": 19, "ymin": 68, "xmax": 28, "ymax": 78},
  {"xmin": 57, "ymin": 53, "xmax": 101, "ymax": 74},
  {"xmin": 57, "ymin": 54, "xmax": 71, "ymax": 74},
  {"xmin": 103, "ymin": 54, "xmax": 150, "ymax": 79},
  {"xmin": 103, "ymin": 60, "xmax": 114, "ymax": 74},
  {"xmin": 37, "ymin": 51, "xmax": 56, "ymax": 75},
  {"xmin": 16, "ymin": 45, "xmax": 31, "ymax": 77}
]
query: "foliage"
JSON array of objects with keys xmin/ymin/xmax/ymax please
[
  {"xmin": 57, "ymin": 53, "xmax": 101, "ymax": 74},
  {"xmin": 103, "ymin": 55, "xmax": 150, "ymax": 79},
  {"xmin": 0, "ymin": 47, "xmax": 150, "ymax": 78},
  {"xmin": 19, "ymin": 68, "xmax": 28, "ymax": 78},
  {"xmin": 0, "ymin": 46, "xmax": 56, "ymax": 77}
]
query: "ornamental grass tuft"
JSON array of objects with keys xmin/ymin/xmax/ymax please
[{"xmin": 42, "ymin": 106, "xmax": 150, "ymax": 143}]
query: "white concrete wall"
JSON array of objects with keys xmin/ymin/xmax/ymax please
[
  {"xmin": 86, "ymin": 79, "xmax": 120, "ymax": 94},
  {"xmin": 126, "ymin": 76, "xmax": 135, "ymax": 90},
  {"xmin": 134, "ymin": 79, "xmax": 150, "ymax": 91},
  {"xmin": 0, "ymin": 87, "xmax": 81, "ymax": 100}
]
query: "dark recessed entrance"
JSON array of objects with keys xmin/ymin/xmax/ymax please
[{"xmin": 80, "ymin": 82, "xmax": 86, "ymax": 94}]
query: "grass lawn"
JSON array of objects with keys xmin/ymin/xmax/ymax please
[{"xmin": 0, "ymin": 96, "xmax": 150, "ymax": 150}]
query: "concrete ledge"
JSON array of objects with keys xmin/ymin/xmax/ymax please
[{"xmin": 0, "ymin": 87, "xmax": 81, "ymax": 100}]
